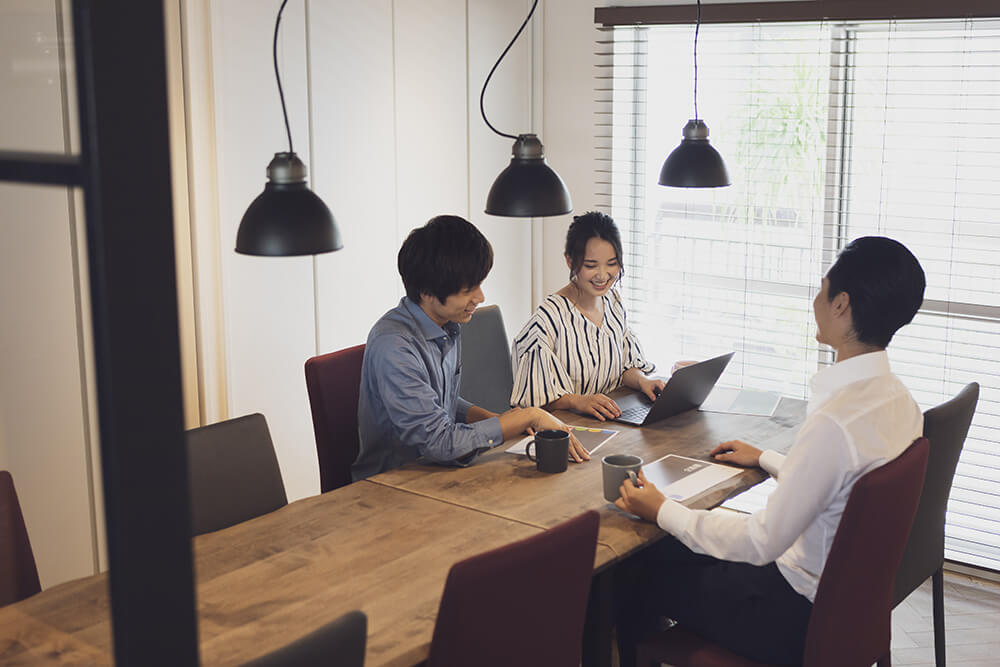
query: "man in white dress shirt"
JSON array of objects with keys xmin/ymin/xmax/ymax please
[{"xmin": 614, "ymin": 236, "xmax": 926, "ymax": 665}]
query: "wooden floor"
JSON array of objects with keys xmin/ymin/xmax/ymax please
[{"xmin": 892, "ymin": 570, "xmax": 1000, "ymax": 666}]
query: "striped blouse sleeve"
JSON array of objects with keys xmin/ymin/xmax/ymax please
[
  {"xmin": 510, "ymin": 302, "xmax": 575, "ymax": 408},
  {"xmin": 613, "ymin": 290, "xmax": 655, "ymax": 374}
]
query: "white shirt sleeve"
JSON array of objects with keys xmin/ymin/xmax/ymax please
[{"xmin": 655, "ymin": 413, "xmax": 852, "ymax": 566}]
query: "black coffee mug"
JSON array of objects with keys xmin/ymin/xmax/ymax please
[{"xmin": 525, "ymin": 429, "xmax": 570, "ymax": 473}]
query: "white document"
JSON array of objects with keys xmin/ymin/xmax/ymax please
[
  {"xmin": 699, "ymin": 386, "xmax": 782, "ymax": 417},
  {"xmin": 642, "ymin": 454, "xmax": 742, "ymax": 502},
  {"xmin": 720, "ymin": 477, "xmax": 777, "ymax": 514},
  {"xmin": 505, "ymin": 426, "xmax": 619, "ymax": 455}
]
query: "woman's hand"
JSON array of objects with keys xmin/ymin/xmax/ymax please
[
  {"xmin": 710, "ymin": 440, "xmax": 763, "ymax": 467},
  {"xmin": 636, "ymin": 376, "xmax": 666, "ymax": 402},
  {"xmin": 571, "ymin": 393, "xmax": 622, "ymax": 421},
  {"xmin": 614, "ymin": 470, "xmax": 665, "ymax": 522},
  {"xmin": 670, "ymin": 360, "xmax": 698, "ymax": 374}
]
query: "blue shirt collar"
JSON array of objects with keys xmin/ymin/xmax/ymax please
[{"xmin": 402, "ymin": 297, "xmax": 459, "ymax": 340}]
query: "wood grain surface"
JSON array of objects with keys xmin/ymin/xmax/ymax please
[
  {"xmin": 373, "ymin": 397, "xmax": 806, "ymax": 559},
  {"xmin": 0, "ymin": 398, "xmax": 805, "ymax": 666},
  {"xmin": 1, "ymin": 482, "xmax": 613, "ymax": 666}
]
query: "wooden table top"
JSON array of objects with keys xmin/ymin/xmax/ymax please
[
  {"xmin": 0, "ymin": 482, "xmax": 614, "ymax": 666},
  {"xmin": 0, "ymin": 397, "xmax": 805, "ymax": 666},
  {"xmin": 372, "ymin": 397, "xmax": 806, "ymax": 559}
]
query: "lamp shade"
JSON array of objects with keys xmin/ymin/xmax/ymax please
[
  {"xmin": 235, "ymin": 152, "xmax": 343, "ymax": 256},
  {"xmin": 485, "ymin": 134, "xmax": 572, "ymax": 217},
  {"xmin": 658, "ymin": 119, "xmax": 730, "ymax": 188}
]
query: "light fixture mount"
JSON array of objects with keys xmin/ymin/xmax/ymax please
[
  {"xmin": 485, "ymin": 134, "xmax": 572, "ymax": 217},
  {"xmin": 234, "ymin": 0, "xmax": 343, "ymax": 256},
  {"xmin": 658, "ymin": 0, "xmax": 730, "ymax": 189},
  {"xmin": 480, "ymin": 0, "xmax": 572, "ymax": 217}
]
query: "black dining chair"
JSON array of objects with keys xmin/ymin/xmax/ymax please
[
  {"xmin": 186, "ymin": 413, "xmax": 288, "ymax": 536},
  {"xmin": 458, "ymin": 304, "xmax": 514, "ymax": 414},
  {"xmin": 893, "ymin": 382, "xmax": 980, "ymax": 667},
  {"xmin": 1, "ymin": 471, "xmax": 41, "ymax": 606},
  {"xmin": 240, "ymin": 609, "xmax": 367, "ymax": 667}
]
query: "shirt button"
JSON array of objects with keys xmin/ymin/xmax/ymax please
[{"xmin": 488, "ymin": 439, "xmax": 494, "ymax": 445}]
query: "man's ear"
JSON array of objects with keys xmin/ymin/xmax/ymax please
[{"xmin": 831, "ymin": 290, "xmax": 850, "ymax": 317}]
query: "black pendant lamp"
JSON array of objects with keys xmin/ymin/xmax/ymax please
[
  {"xmin": 659, "ymin": 0, "xmax": 730, "ymax": 188},
  {"xmin": 235, "ymin": 0, "xmax": 343, "ymax": 256},
  {"xmin": 481, "ymin": 0, "xmax": 572, "ymax": 217}
]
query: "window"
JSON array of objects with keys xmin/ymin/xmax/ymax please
[{"xmin": 598, "ymin": 17, "xmax": 1000, "ymax": 571}]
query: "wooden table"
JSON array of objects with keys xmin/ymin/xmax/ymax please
[
  {"xmin": 0, "ymin": 398, "xmax": 805, "ymax": 666},
  {"xmin": 374, "ymin": 397, "xmax": 806, "ymax": 560}
]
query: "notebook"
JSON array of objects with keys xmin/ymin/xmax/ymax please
[{"xmin": 613, "ymin": 352, "xmax": 735, "ymax": 426}]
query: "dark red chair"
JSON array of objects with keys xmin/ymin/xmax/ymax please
[
  {"xmin": 1, "ymin": 471, "xmax": 41, "ymax": 606},
  {"xmin": 637, "ymin": 437, "xmax": 930, "ymax": 667},
  {"xmin": 240, "ymin": 609, "xmax": 367, "ymax": 667},
  {"xmin": 426, "ymin": 511, "xmax": 600, "ymax": 667},
  {"xmin": 305, "ymin": 344, "xmax": 365, "ymax": 493}
]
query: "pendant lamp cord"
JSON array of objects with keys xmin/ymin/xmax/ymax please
[
  {"xmin": 479, "ymin": 0, "xmax": 539, "ymax": 140},
  {"xmin": 694, "ymin": 0, "xmax": 701, "ymax": 121},
  {"xmin": 273, "ymin": 0, "xmax": 294, "ymax": 154}
]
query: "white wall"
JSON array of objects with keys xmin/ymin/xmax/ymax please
[
  {"xmin": 203, "ymin": 0, "xmax": 538, "ymax": 501},
  {"xmin": 540, "ymin": 0, "xmax": 602, "ymax": 296},
  {"xmin": 0, "ymin": 0, "xmax": 99, "ymax": 588}
]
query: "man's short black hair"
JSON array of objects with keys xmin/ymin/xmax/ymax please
[
  {"xmin": 564, "ymin": 211, "xmax": 625, "ymax": 281},
  {"xmin": 826, "ymin": 236, "xmax": 925, "ymax": 348},
  {"xmin": 398, "ymin": 215, "xmax": 493, "ymax": 304}
]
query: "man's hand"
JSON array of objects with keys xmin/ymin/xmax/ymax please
[
  {"xmin": 531, "ymin": 408, "xmax": 591, "ymax": 462},
  {"xmin": 571, "ymin": 393, "xmax": 622, "ymax": 421},
  {"xmin": 710, "ymin": 440, "xmax": 763, "ymax": 467},
  {"xmin": 614, "ymin": 470, "xmax": 665, "ymax": 522},
  {"xmin": 636, "ymin": 376, "xmax": 666, "ymax": 402}
]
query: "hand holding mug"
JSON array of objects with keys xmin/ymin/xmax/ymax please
[
  {"xmin": 602, "ymin": 454, "xmax": 643, "ymax": 502},
  {"xmin": 615, "ymin": 470, "xmax": 666, "ymax": 522}
]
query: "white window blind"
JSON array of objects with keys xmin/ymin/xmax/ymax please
[{"xmin": 597, "ymin": 18, "xmax": 1000, "ymax": 571}]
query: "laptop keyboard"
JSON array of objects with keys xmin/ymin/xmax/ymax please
[{"xmin": 619, "ymin": 405, "xmax": 651, "ymax": 423}]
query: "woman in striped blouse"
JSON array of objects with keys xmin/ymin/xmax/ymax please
[{"xmin": 510, "ymin": 212, "xmax": 665, "ymax": 421}]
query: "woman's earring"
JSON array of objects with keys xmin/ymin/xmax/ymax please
[{"xmin": 570, "ymin": 273, "xmax": 578, "ymax": 282}]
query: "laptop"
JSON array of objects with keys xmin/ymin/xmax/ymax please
[{"xmin": 613, "ymin": 351, "xmax": 735, "ymax": 426}]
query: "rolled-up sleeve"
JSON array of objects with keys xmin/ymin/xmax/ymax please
[
  {"xmin": 622, "ymin": 325, "xmax": 655, "ymax": 374},
  {"xmin": 511, "ymin": 341, "xmax": 574, "ymax": 408},
  {"xmin": 371, "ymin": 335, "xmax": 501, "ymax": 464}
]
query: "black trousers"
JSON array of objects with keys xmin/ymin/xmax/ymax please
[{"xmin": 615, "ymin": 535, "xmax": 813, "ymax": 666}]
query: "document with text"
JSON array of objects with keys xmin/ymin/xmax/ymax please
[{"xmin": 642, "ymin": 454, "xmax": 742, "ymax": 502}]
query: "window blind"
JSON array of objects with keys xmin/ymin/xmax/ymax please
[{"xmin": 596, "ymin": 18, "xmax": 1000, "ymax": 571}]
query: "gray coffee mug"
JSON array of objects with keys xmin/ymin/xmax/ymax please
[{"xmin": 602, "ymin": 454, "xmax": 643, "ymax": 502}]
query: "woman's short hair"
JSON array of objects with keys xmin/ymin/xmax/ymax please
[
  {"xmin": 398, "ymin": 215, "xmax": 493, "ymax": 304},
  {"xmin": 825, "ymin": 236, "xmax": 925, "ymax": 348},
  {"xmin": 564, "ymin": 211, "xmax": 625, "ymax": 281}
]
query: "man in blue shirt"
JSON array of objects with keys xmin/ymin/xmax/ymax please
[{"xmin": 352, "ymin": 215, "xmax": 589, "ymax": 481}]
